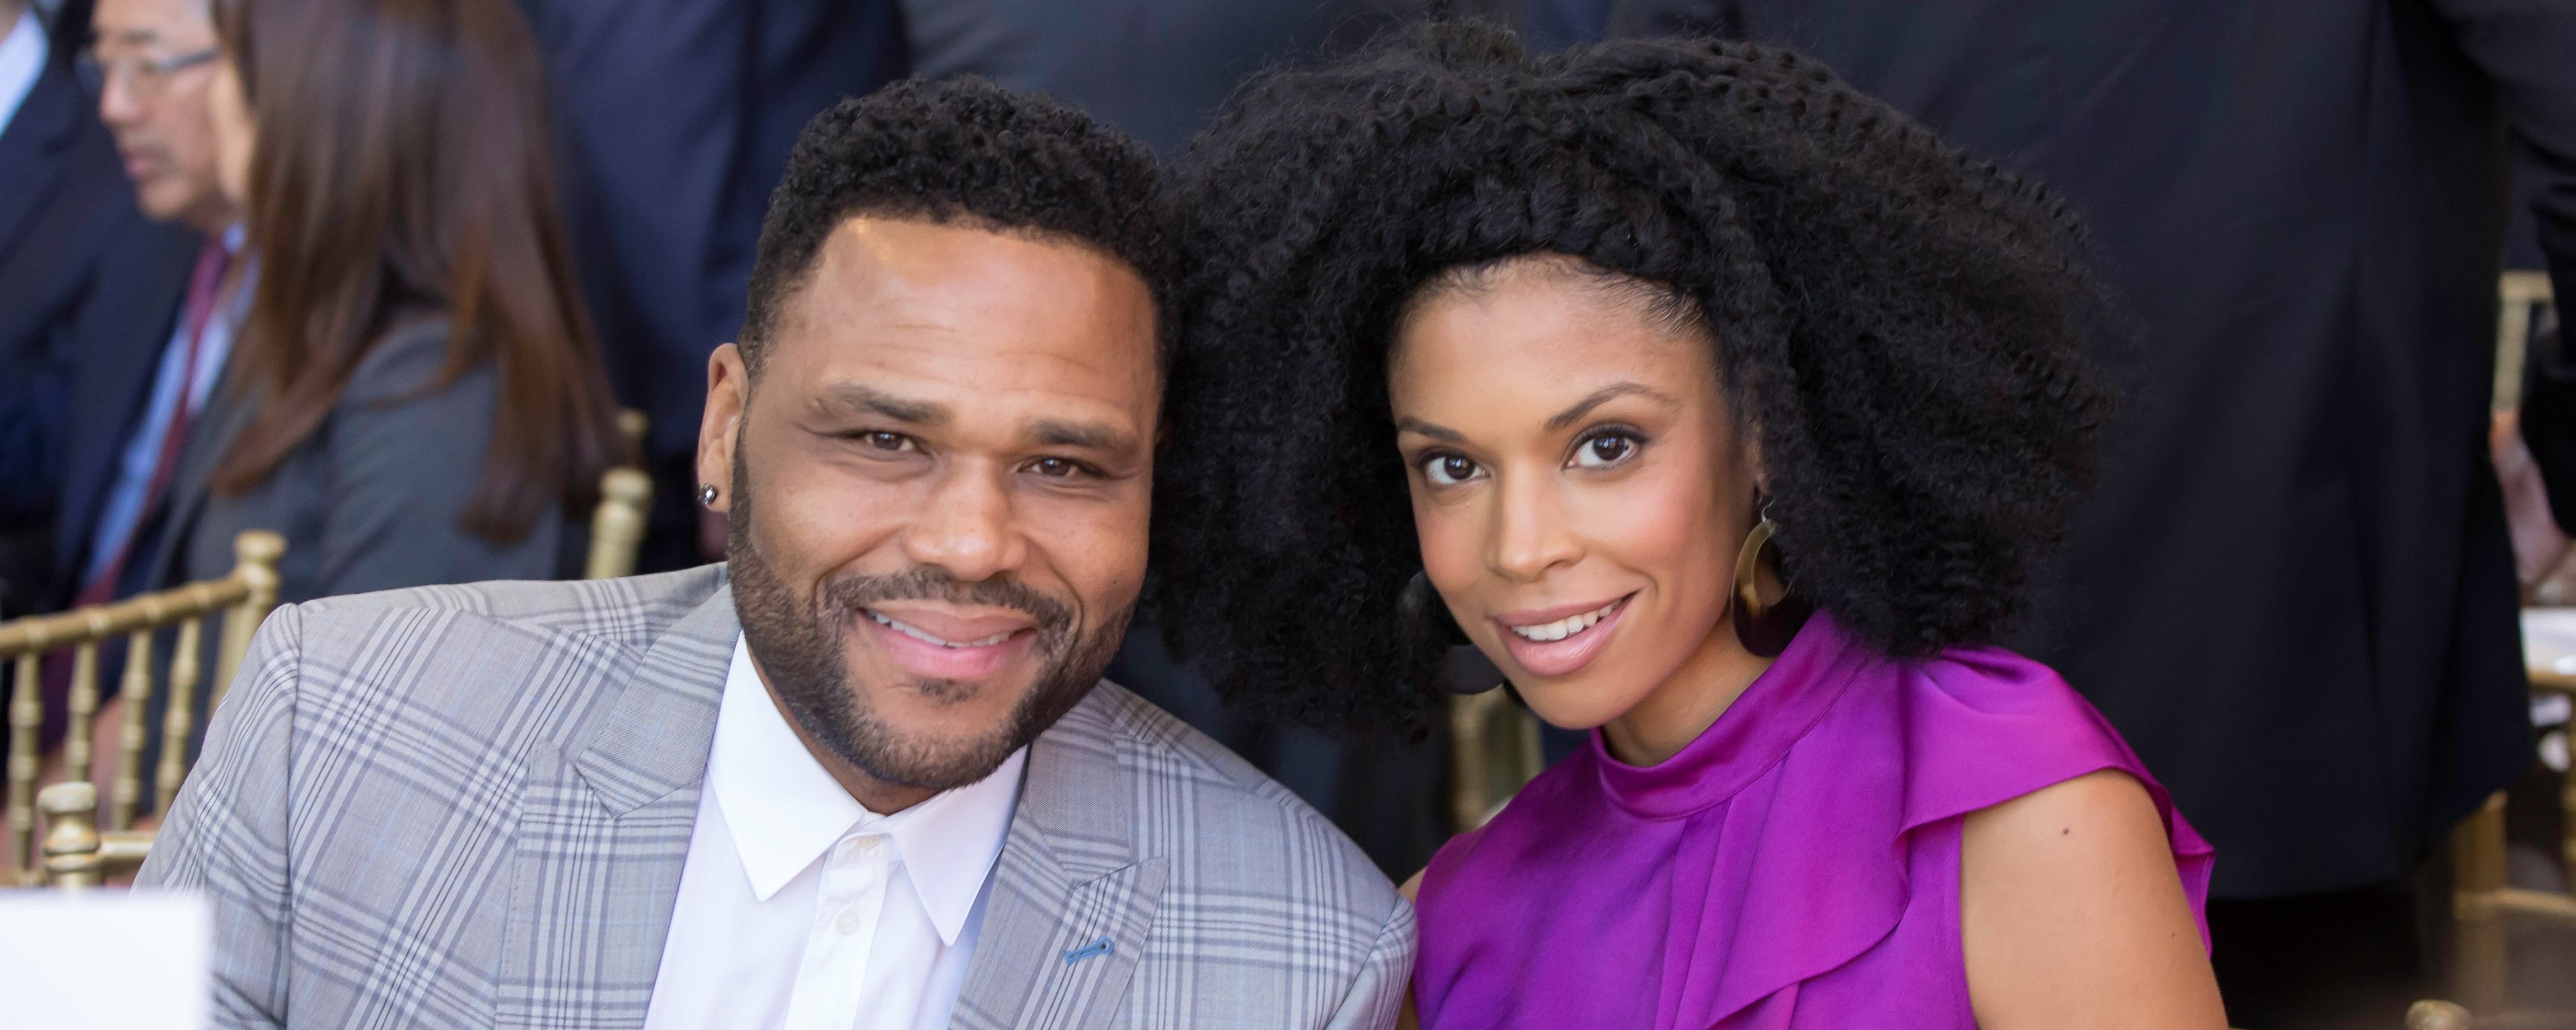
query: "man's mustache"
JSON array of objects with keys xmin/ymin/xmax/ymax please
[{"xmin": 816, "ymin": 566, "xmax": 1076, "ymax": 638}]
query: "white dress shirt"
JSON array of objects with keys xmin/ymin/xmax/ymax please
[
  {"xmin": 641, "ymin": 638, "xmax": 1025, "ymax": 1030},
  {"xmin": 0, "ymin": 8, "xmax": 46, "ymax": 135}
]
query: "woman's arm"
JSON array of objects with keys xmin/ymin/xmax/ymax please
[{"xmin": 1961, "ymin": 770, "xmax": 2227, "ymax": 1029}]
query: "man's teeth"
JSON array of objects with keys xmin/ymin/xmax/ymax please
[
  {"xmin": 869, "ymin": 611, "xmax": 1013, "ymax": 649},
  {"xmin": 1507, "ymin": 600, "xmax": 1621, "ymax": 643}
]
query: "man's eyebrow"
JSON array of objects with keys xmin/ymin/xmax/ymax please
[
  {"xmin": 818, "ymin": 384, "xmax": 947, "ymax": 425},
  {"xmin": 1028, "ymin": 418, "xmax": 1137, "ymax": 453},
  {"xmin": 1393, "ymin": 417, "xmax": 1465, "ymax": 443},
  {"xmin": 1544, "ymin": 382, "xmax": 1675, "ymax": 431}
]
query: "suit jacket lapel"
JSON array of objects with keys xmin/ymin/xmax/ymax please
[
  {"xmin": 497, "ymin": 579, "xmax": 738, "ymax": 1030},
  {"xmin": 951, "ymin": 690, "xmax": 1169, "ymax": 1030}
]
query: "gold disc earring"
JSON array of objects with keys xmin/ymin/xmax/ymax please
[{"xmin": 1731, "ymin": 501, "xmax": 1814, "ymax": 658}]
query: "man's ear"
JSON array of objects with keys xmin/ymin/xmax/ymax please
[{"xmin": 697, "ymin": 343, "xmax": 750, "ymax": 513}]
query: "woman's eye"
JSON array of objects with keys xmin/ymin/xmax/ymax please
[
  {"xmin": 1422, "ymin": 454, "xmax": 1481, "ymax": 486},
  {"xmin": 1572, "ymin": 432, "xmax": 1640, "ymax": 469}
]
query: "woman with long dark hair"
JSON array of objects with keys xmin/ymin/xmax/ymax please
[
  {"xmin": 1157, "ymin": 25, "xmax": 2227, "ymax": 1028},
  {"xmin": 158, "ymin": 0, "xmax": 617, "ymax": 602}
]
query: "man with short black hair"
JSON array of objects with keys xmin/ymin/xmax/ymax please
[{"xmin": 139, "ymin": 78, "xmax": 1413, "ymax": 1030}]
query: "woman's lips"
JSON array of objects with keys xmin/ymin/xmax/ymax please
[{"xmin": 1493, "ymin": 594, "xmax": 1632, "ymax": 678}]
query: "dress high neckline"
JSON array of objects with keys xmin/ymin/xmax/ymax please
[{"xmin": 1590, "ymin": 611, "xmax": 1864, "ymax": 821}]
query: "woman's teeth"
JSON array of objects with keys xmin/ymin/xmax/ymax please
[
  {"xmin": 869, "ymin": 611, "xmax": 1012, "ymax": 649},
  {"xmin": 1507, "ymin": 599, "xmax": 1622, "ymax": 643}
]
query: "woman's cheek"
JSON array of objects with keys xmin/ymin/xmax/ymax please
[{"xmin": 1411, "ymin": 495, "xmax": 1482, "ymax": 611}]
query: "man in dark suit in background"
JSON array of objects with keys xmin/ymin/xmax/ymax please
[
  {"xmin": 0, "ymin": 0, "xmax": 244, "ymax": 784},
  {"xmin": 0, "ymin": 0, "xmax": 162, "ymax": 616},
  {"xmin": 512, "ymin": 0, "xmax": 909, "ymax": 572},
  {"xmin": 902, "ymin": 0, "xmax": 1427, "ymax": 157},
  {"xmin": 1544, "ymin": 0, "xmax": 2572, "ymax": 1025},
  {"xmin": 0, "ymin": 0, "xmax": 235, "ymax": 619}
]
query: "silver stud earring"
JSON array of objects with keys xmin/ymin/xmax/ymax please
[{"xmin": 698, "ymin": 484, "xmax": 719, "ymax": 507}]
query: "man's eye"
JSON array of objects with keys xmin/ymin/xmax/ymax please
[
  {"xmin": 1029, "ymin": 456, "xmax": 1086, "ymax": 478},
  {"xmin": 864, "ymin": 431, "xmax": 915, "ymax": 453},
  {"xmin": 1422, "ymin": 455, "xmax": 1481, "ymax": 486},
  {"xmin": 1572, "ymin": 432, "xmax": 1640, "ymax": 469}
]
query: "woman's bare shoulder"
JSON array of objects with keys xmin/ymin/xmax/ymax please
[{"xmin": 1959, "ymin": 770, "xmax": 2224, "ymax": 1029}]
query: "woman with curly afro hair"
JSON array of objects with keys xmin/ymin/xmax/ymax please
[{"xmin": 1154, "ymin": 22, "xmax": 2226, "ymax": 1029}]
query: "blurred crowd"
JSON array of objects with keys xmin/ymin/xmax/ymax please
[{"xmin": 1, "ymin": 0, "xmax": 2571, "ymax": 1026}]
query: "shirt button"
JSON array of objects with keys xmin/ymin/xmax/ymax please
[{"xmin": 836, "ymin": 908, "xmax": 863, "ymax": 936}]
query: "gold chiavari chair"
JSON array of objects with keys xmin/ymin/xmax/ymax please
[
  {"xmin": 2494, "ymin": 271, "xmax": 2556, "ymax": 416},
  {"xmin": 583, "ymin": 409, "xmax": 653, "ymax": 581},
  {"xmin": 2, "ymin": 529, "xmax": 284, "ymax": 887},
  {"xmin": 2410, "ymin": 1000, "xmax": 2477, "ymax": 1030},
  {"xmin": 2447, "ymin": 786, "xmax": 2576, "ymax": 1024},
  {"xmin": 2436, "ymin": 273, "xmax": 2576, "ymax": 1023}
]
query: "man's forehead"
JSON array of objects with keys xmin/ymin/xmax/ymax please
[
  {"xmin": 809, "ymin": 218, "xmax": 1146, "ymax": 313},
  {"xmin": 93, "ymin": 0, "xmax": 215, "ymax": 42},
  {"xmin": 769, "ymin": 216, "xmax": 1158, "ymax": 405}
]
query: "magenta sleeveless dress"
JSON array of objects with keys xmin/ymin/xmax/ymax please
[{"xmin": 1411, "ymin": 611, "xmax": 2214, "ymax": 1029}]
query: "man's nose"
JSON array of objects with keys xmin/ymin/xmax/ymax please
[
  {"xmin": 902, "ymin": 466, "xmax": 1028, "ymax": 583},
  {"xmin": 97, "ymin": 74, "xmax": 140, "ymax": 125}
]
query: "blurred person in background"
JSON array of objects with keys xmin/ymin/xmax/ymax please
[
  {"xmin": 0, "ymin": 0, "xmax": 175, "ymax": 618},
  {"xmin": 152, "ymin": 0, "xmax": 620, "ymax": 605},
  {"xmin": 0, "ymin": 0, "xmax": 245, "ymax": 782},
  {"xmin": 511, "ymin": 0, "xmax": 907, "ymax": 571},
  {"xmin": 1509, "ymin": 1, "xmax": 2576, "ymax": 1025},
  {"xmin": 903, "ymin": 0, "xmax": 1431, "ymax": 157},
  {"xmin": 1, "ymin": 0, "xmax": 239, "ymax": 617}
]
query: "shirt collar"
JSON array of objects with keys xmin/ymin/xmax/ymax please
[
  {"xmin": 0, "ymin": 9, "xmax": 46, "ymax": 135},
  {"xmin": 706, "ymin": 636, "xmax": 1025, "ymax": 946}
]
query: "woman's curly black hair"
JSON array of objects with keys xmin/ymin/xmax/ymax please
[{"xmin": 1150, "ymin": 22, "xmax": 2118, "ymax": 732}]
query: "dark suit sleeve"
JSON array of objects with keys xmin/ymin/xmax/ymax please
[
  {"xmin": 2430, "ymin": 0, "xmax": 2576, "ymax": 302},
  {"xmin": 2437, "ymin": 0, "xmax": 2576, "ymax": 528},
  {"xmin": 0, "ymin": 337, "xmax": 66, "ymax": 526},
  {"xmin": 0, "ymin": 142, "xmax": 164, "ymax": 530}
]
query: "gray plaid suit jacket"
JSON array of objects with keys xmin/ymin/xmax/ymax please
[{"xmin": 136, "ymin": 565, "xmax": 1415, "ymax": 1029}]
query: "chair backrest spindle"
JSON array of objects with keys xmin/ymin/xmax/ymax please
[
  {"xmin": 211, "ymin": 531, "xmax": 284, "ymax": 714},
  {"xmin": 63, "ymin": 640, "xmax": 100, "ymax": 788},
  {"xmin": 155, "ymin": 617, "xmax": 208, "ymax": 811},
  {"xmin": 7, "ymin": 652, "xmax": 36, "ymax": 884},
  {"xmin": 111, "ymin": 624, "xmax": 158, "ymax": 831}
]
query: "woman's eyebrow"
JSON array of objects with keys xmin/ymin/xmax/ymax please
[
  {"xmin": 1393, "ymin": 417, "xmax": 1465, "ymax": 442},
  {"xmin": 1544, "ymin": 382, "xmax": 1676, "ymax": 431}
]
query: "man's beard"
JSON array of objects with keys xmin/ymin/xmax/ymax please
[{"xmin": 727, "ymin": 452, "xmax": 1132, "ymax": 792}]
